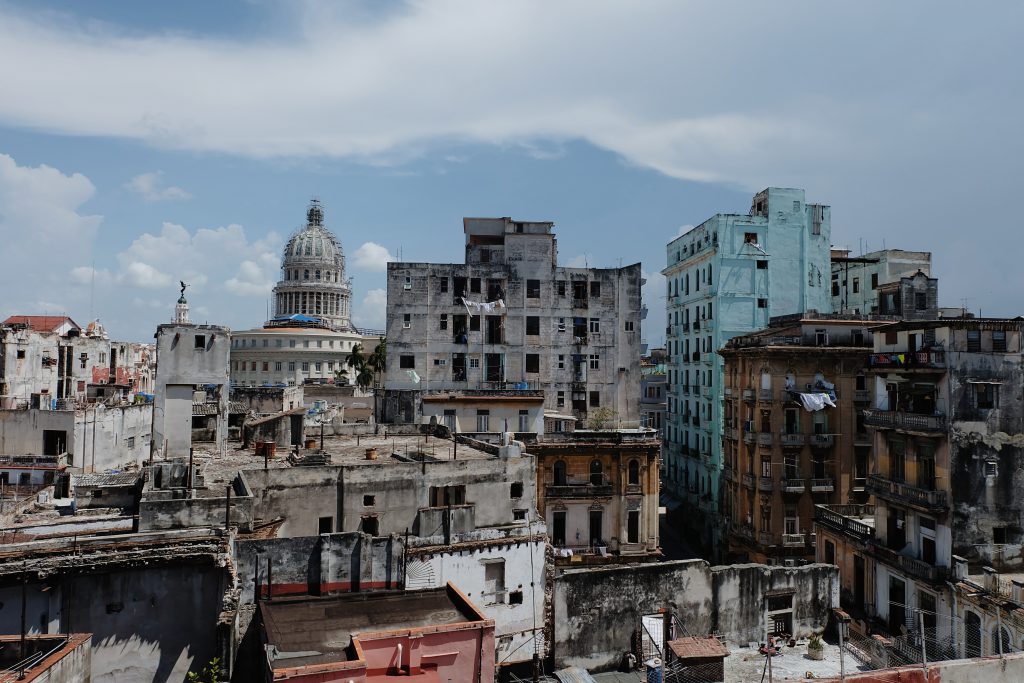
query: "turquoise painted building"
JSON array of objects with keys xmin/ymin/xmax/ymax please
[{"xmin": 662, "ymin": 188, "xmax": 832, "ymax": 559}]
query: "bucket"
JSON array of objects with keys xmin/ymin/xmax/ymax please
[
  {"xmin": 304, "ymin": 438, "xmax": 317, "ymax": 449},
  {"xmin": 365, "ymin": 448, "xmax": 378, "ymax": 460}
]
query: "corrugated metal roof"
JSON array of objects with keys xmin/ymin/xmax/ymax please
[
  {"xmin": 72, "ymin": 472, "xmax": 140, "ymax": 487},
  {"xmin": 553, "ymin": 667, "xmax": 598, "ymax": 683}
]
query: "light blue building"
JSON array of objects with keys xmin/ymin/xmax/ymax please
[{"xmin": 662, "ymin": 188, "xmax": 832, "ymax": 558}]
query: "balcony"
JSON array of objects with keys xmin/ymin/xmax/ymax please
[
  {"xmin": 871, "ymin": 543, "xmax": 948, "ymax": 584},
  {"xmin": 759, "ymin": 389, "xmax": 774, "ymax": 402},
  {"xmin": 743, "ymin": 431, "xmax": 756, "ymax": 445},
  {"xmin": 866, "ymin": 350, "xmax": 945, "ymax": 370},
  {"xmin": 782, "ymin": 479, "xmax": 805, "ymax": 494},
  {"xmin": 853, "ymin": 390, "xmax": 871, "ymax": 403},
  {"xmin": 810, "ymin": 434, "xmax": 835, "ymax": 449},
  {"xmin": 742, "ymin": 389, "xmax": 756, "ymax": 402},
  {"xmin": 863, "ymin": 409, "xmax": 946, "ymax": 434},
  {"xmin": 811, "ymin": 478, "xmax": 835, "ymax": 493},
  {"xmin": 546, "ymin": 482, "xmax": 614, "ymax": 499},
  {"xmin": 782, "ymin": 533, "xmax": 807, "ymax": 548},
  {"xmin": 780, "ymin": 433, "xmax": 805, "ymax": 448},
  {"xmin": 722, "ymin": 467, "xmax": 736, "ymax": 484},
  {"xmin": 866, "ymin": 474, "xmax": 948, "ymax": 512},
  {"xmin": 724, "ymin": 387, "xmax": 734, "ymax": 398},
  {"xmin": 758, "ymin": 476, "xmax": 773, "ymax": 492},
  {"xmin": 742, "ymin": 473, "xmax": 755, "ymax": 489},
  {"xmin": 757, "ymin": 432, "xmax": 773, "ymax": 447},
  {"xmin": 725, "ymin": 427, "xmax": 739, "ymax": 441},
  {"xmin": 814, "ymin": 504, "xmax": 875, "ymax": 543}
]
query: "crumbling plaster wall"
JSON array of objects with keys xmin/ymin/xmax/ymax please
[{"xmin": 552, "ymin": 559, "xmax": 837, "ymax": 672}]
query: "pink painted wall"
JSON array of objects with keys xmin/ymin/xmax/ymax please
[{"xmin": 360, "ymin": 623, "xmax": 495, "ymax": 683}]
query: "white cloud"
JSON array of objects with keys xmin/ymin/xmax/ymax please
[
  {"xmin": 226, "ymin": 252, "xmax": 280, "ymax": 297},
  {"xmin": 122, "ymin": 261, "xmax": 172, "ymax": 289},
  {"xmin": 565, "ymin": 254, "xmax": 591, "ymax": 268},
  {"xmin": 675, "ymin": 224, "xmax": 695, "ymax": 238},
  {"xmin": 352, "ymin": 242, "xmax": 395, "ymax": 272},
  {"xmin": 123, "ymin": 171, "xmax": 192, "ymax": 202},
  {"xmin": 353, "ymin": 288, "xmax": 387, "ymax": 330}
]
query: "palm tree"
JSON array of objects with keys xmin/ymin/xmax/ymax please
[
  {"xmin": 334, "ymin": 367, "xmax": 349, "ymax": 386},
  {"xmin": 368, "ymin": 338, "xmax": 387, "ymax": 387},
  {"xmin": 346, "ymin": 343, "xmax": 365, "ymax": 373},
  {"xmin": 356, "ymin": 365, "xmax": 374, "ymax": 392}
]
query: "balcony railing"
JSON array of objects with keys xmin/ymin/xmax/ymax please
[
  {"xmin": 866, "ymin": 474, "xmax": 948, "ymax": 512},
  {"xmin": 723, "ymin": 387, "xmax": 734, "ymax": 398},
  {"xmin": 871, "ymin": 543, "xmax": 948, "ymax": 583},
  {"xmin": 853, "ymin": 390, "xmax": 871, "ymax": 403},
  {"xmin": 546, "ymin": 483, "xmax": 614, "ymax": 499},
  {"xmin": 810, "ymin": 434, "xmax": 835, "ymax": 448},
  {"xmin": 759, "ymin": 389, "xmax": 774, "ymax": 402},
  {"xmin": 742, "ymin": 389, "xmax": 756, "ymax": 402},
  {"xmin": 814, "ymin": 504, "xmax": 875, "ymax": 543},
  {"xmin": 782, "ymin": 479, "xmax": 805, "ymax": 493},
  {"xmin": 725, "ymin": 428, "xmax": 739, "ymax": 441},
  {"xmin": 757, "ymin": 432, "xmax": 773, "ymax": 447},
  {"xmin": 742, "ymin": 473, "xmax": 755, "ymax": 489},
  {"xmin": 780, "ymin": 433, "xmax": 805, "ymax": 447},
  {"xmin": 811, "ymin": 478, "xmax": 835, "ymax": 493},
  {"xmin": 782, "ymin": 533, "xmax": 806, "ymax": 547},
  {"xmin": 863, "ymin": 409, "xmax": 946, "ymax": 434},
  {"xmin": 867, "ymin": 350, "xmax": 946, "ymax": 370},
  {"xmin": 758, "ymin": 476, "xmax": 773, "ymax": 492}
]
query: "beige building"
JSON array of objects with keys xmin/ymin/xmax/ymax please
[{"xmin": 720, "ymin": 315, "xmax": 879, "ymax": 564}]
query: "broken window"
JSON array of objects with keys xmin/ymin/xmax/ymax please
[
  {"xmin": 483, "ymin": 560, "xmax": 505, "ymax": 603},
  {"xmin": 509, "ymin": 590, "xmax": 524, "ymax": 604},
  {"xmin": 628, "ymin": 459, "xmax": 641, "ymax": 485},
  {"xmin": 469, "ymin": 316, "xmax": 480, "ymax": 332},
  {"xmin": 627, "ymin": 509, "xmax": 640, "ymax": 544},
  {"xmin": 526, "ymin": 280, "xmax": 540, "ymax": 298},
  {"xmin": 974, "ymin": 383, "xmax": 999, "ymax": 410},
  {"xmin": 319, "ymin": 517, "xmax": 333, "ymax": 534},
  {"xmin": 194, "ymin": 335, "xmax": 206, "ymax": 349},
  {"xmin": 526, "ymin": 316, "xmax": 540, "ymax": 335},
  {"xmin": 915, "ymin": 293, "xmax": 927, "ymax": 311},
  {"xmin": 360, "ymin": 516, "xmax": 379, "ymax": 536},
  {"xmin": 399, "ymin": 354, "xmax": 414, "ymax": 369},
  {"xmin": 470, "ymin": 278, "xmax": 481, "ymax": 294},
  {"xmin": 363, "ymin": 495, "xmax": 375, "ymax": 507},
  {"xmin": 757, "ymin": 299, "xmax": 767, "ymax": 309},
  {"xmin": 525, "ymin": 354, "xmax": 539, "ymax": 373},
  {"xmin": 744, "ymin": 232, "xmax": 758, "ymax": 244},
  {"xmin": 453, "ymin": 276, "xmax": 468, "ymax": 302},
  {"xmin": 510, "ymin": 482, "xmax": 523, "ymax": 498},
  {"xmin": 994, "ymin": 527, "xmax": 1008, "ymax": 544}
]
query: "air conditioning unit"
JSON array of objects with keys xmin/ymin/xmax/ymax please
[
  {"xmin": 403, "ymin": 284, "xmax": 412, "ymax": 291},
  {"xmin": 784, "ymin": 559, "xmax": 797, "ymax": 567}
]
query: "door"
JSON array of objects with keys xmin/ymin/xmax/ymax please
[
  {"xmin": 854, "ymin": 555, "xmax": 866, "ymax": 609},
  {"xmin": 552, "ymin": 511, "xmax": 566, "ymax": 546},
  {"xmin": 889, "ymin": 576, "xmax": 907, "ymax": 634},
  {"xmin": 589, "ymin": 510, "xmax": 603, "ymax": 546}
]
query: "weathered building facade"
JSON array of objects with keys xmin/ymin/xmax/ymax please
[
  {"xmin": 831, "ymin": 248, "xmax": 933, "ymax": 316},
  {"xmin": 663, "ymin": 188, "xmax": 833, "ymax": 557},
  {"xmin": 721, "ymin": 317, "xmax": 877, "ymax": 564},
  {"xmin": 383, "ymin": 217, "xmax": 644, "ymax": 428}
]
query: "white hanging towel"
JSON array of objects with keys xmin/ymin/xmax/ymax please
[
  {"xmin": 406, "ymin": 370, "xmax": 421, "ymax": 384},
  {"xmin": 798, "ymin": 392, "xmax": 836, "ymax": 412},
  {"xmin": 460, "ymin": 297, "xmax": 507, "ymax": 316}
]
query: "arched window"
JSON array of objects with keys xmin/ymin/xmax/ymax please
[
  {"xmin": 628, "ymin": 459, "xmax": 640, "ymax": 485},
  {"xmin": 315, "ymin": 270, "xmax": 321, "ymax": 280},
  {"xmin": 965, "ymin": 611, "xmax": 982, "ymax": 657},
  {"xmin": 553, "ymin": 460, "xmax": 567, "ymax": 486},
  {"xmin": 992, "ymin": 626, "xmax": 1011, "ymax": 655},
  {"xmin": 590, "ymin": 460, "xmax": 603, "ymax": 486}
]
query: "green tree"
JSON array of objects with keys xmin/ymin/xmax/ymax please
[
  {"xmin": 346, "ymin": 343, "xmax": 365, "ymax": 373},
  {"xmin": 333, "ymin": 367, "xmax": 349, "ymax": 386},
  {"xmin": 356, "ymin": 365, "xmax": 374, "ymax": 391},
  {"xmin": 186, "ymin": 657, "xmax": 221, "ymax": 683},
  {"xmin": 587, "ymin": 407, "xmax": 617, "ymax": 430},
  {"xmin": 368, "ymin": 337, "xmax": 387, "ymax": 387}
]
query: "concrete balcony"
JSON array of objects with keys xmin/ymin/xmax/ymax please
[
  {"xmin": 759, "ymin": 389, "xmax": 774, "ymax": 402},
  {"xmin": 742, "ymin": 389, "xmax": 756, "ymax": 402},
  {"xmin": 742, "ymin": 473, "xmax": 755, "ymax": 489},
  {"xmin": 782, "ymin": 479, "xmax": 806, "ymax": 494},
  {"xmin": 811, "ymin": 478, "xmax": 835, "ymax": 493},
  {"xmin": 780, "ymin": 433, "xmax": 805, "ymax": 448},
  {"xmin": 546, "ymin": 483, "xmax": 614, "ymax": 499},
  {"xmin": 866, "ymin": 474, "xmax": 948, "ymax": 512},
  {"xmin": 723, "ymin": 387, "xmax": 734, "ymax": 398},
  {"xmin": 810, "ymin": 434, "xmax": 835, "ymax": 448},
  {"xmin": 757, "ymin": 432, "xmax": 773, "ymax": 447},
  {"xmin": 853, "ymin": 389, "xmax": 871, "ymax": 403},
  {"xmin": 814, "ymin": 504, "xmax": 875, "ymax": 544},
  {"xmin": 782, "ymin": 533, "xmax": 806, "ymax": 547},
  {"xmin": 863, "ymin": 409, "xmax": 946, "ymax": 434},
  {"xmin": 758, "ymin": 476, "xmax": 774, "ymax": 492},
  {"xmin": 866, "ymin": 350, "xmax": 946, "ymax": 370},
  {"xmin": 871, "ymin": 543, "xmax": 948, "ymax": 584},
  {"xmin": 725, "ymin": 427, "xmax": 739, "ymax": 441}
]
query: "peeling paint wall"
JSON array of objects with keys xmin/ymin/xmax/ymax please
[{"xmin": 552, "ymin": 559, "xmax": 837, "ymax": 672}]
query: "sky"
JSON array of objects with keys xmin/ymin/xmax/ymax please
[{"xmin": 0, "ymin": 1, "xmax": 1021, "ymax": 343}]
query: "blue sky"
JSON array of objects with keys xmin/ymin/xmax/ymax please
[{"xmin": 0, "ymin": 1, "xmax": 1020, "ymax": 342}]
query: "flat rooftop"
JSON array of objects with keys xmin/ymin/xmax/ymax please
[{"xmin": 262, "ymin": 588, "xmax": 479, "ymax": 669}]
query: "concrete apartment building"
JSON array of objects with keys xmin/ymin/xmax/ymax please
[
  {"xmin": 663, "ymin": 188, "xmax": 833, "ymax": 557},
  {"xmin": 814, "ymin": 317, "xmax": 1024, "ymax": 653},
  {"xmin": 382, "ymin": 217, "xmax": 644, "ymax": 430},
  {"xmin": 231, "ymin": 201, "xmax": 383, "ymax": 388},
  {"xmin": 720, "ymin": 315, "xmax": 879, "ymax": 564},
  {"xmin": 640, "ymin": 348, "xmax": 667, "ymax": 433},
  {"xmin": 831, "ymin": 248, "xmax": 933, "ymax": 316}
]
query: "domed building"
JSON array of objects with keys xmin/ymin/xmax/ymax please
[
  {"xmin": 272, "ymin": 200, "xmax": 353, "ymax": 331},
  {"xmin": 229, "ymin": 201, "xmax": 383, "ymax": 388}
]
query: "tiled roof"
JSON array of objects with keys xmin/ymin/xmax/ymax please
[
  {"xmin": 72, "ymin": 472, "xmax": 140, "ymax": 488},
  {"xmin": 668, "ymin": 636, "xmax": 730, "ymax": 660},
  {"xmin": 2, "ymin": 315, "xmax": 80, "ymax": 332}
]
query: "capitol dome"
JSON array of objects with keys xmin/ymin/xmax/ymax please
[{"xmin": 271, "ymin": 200, "xmax": 353, "ymax": 331}]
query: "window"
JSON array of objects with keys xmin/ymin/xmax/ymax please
[
  {"xmin": 476, "ymin": 409, "xmax": 490, "ymax": 432},
  {"xmin": 589, "ymin": 318, "xmax": 600, "ymax": 333},
  {"xmin": 755, "ymin": 260, "xmax": 767, "ymax": 270},
  {"xmin": 301, "ymin": 361, "xmax": 310, "ymax": 371},
  {"xmin": 510, "ymin": 482, "xmax": 523, "ymax": 498},
  {"xmin": 625, "ymin": 321, "xmax": 634, "ymax": 332},
  {"xmin": 526, "ymin": 279, "xmax": 540, "ymax": 298},
  {"xmin": 318, "ymin": 517, "xmax": 333, "ymax": 534},
  {"xmin": 553, "ymin": 460, "xmax": 567, "ymax": 486},
  {"xmin": 627, "ymin": 510, "xmax": 640, "ymax": 544},
  {"xmin": 974, "ymin": 383, "xmax": 999, "ymax": 409},
  {"xmin": 403, "ymin": 313, "xmax": 411, "ymax": 329},
  {"xmin": 744, "ymin": 232, "xmax": 758, "ymax": 244},
  {"xmin": 303, "ymin": 340, "xmax": 310, "ymax": 348},
  {"xmin": 194, "ymin": 335, "xmax": 206, "ymax": 348},
  {"xmin": 262, "ymin": 362, "xmax": 269, "ymax": 372},
  {"xmin": 590, "ymin": 281, "xmax": 601, "ymax": 297},
  {"xmin": 525, "ymin": 354, "xmax": 539, "ymax": 373},
  {"xmin": 469, "ymin": 358, "xmax": 480, "ymax": 368},
  {"xmin": 526, "ymin": 316, "xmax": 540, "ymax": 335},
  {"xmin": 439, "ymin": 277, "xmax": 449, "ymax": 293},
  {"xmin": 557, "ymin": 281, "xmax": 566, "ymax": 296},
  {"xmin": 483, "ymin": 560, "xmax": 505, "ymax": 602},
  {"xmin": 288, "ymin": 362, "xmax": 296, "ymax": 371},
  {"xmin": 557, "ymin": 355, "xmax": 565, "ymax": 370},
  {"xmin": 757, "ymin": 298, "xmax": 767, "ymax": 308},
  {"xmin": 363, "ymin": 495, "xmax": 376, "ymax": 507},
  {"xmin": 885, "ymin": 330, "xmax": 898, "ymax": 345},
  {"xmin": 470, "ymin": 278, "xmax": 481, "ymax": 293},
  {"xmin": 399, "ymin": 354, "xmax": 415, "ymax": 369},
  {"xmin": 509, "ymin": 590, "xmax": 524, "ymax": 604},
  {"xmin": 433, "ymin": 358, "xmax": 447, "ymax": 366},
  {"xmin": 289, "ymin": 339, "xmax": 296, "ymax": 348},
  {"xmin": 518, "ymin": 409, "xmax": 529, "ymax": 433},
  {"xmin": 589, "ymin": 354, "xmax": 600, "ymax": 370},
  {"xmin": 360, "ymin": 516, "xmax": 379, "ymax": 536},
  {"xmin": 16, "ymin": 349, "xmax": 25, "ymax": 359},
  {"xmin": 993, "ymin": 330, "xmax": 1007, "ymax": 351},
  {"xmin": 315, "ymin": 362, "xmax": 322, "ymax": 371},
  {"xmin": 967, "ymin": 330, "xmax": 981, "ymax": 352},
  {"xmin": 994, "ymin": 526, "xmax": 1008, "ymax": 544},
  {"xmin": 831, "ymin": 276, "xmax": 840, "ymax": 297},
  {"xmin": 470, "ymin": 316, "xmax": 480, "ymax": 332},
  {"xmin": 126, "ymin": 436, "xmax": 135, "ymax": 449},
  {"xmin": 871, "ymin": 273, "xmax": 879, "ymax": 289},
  {"xmin": 590, "ymin": 460, "xmax": 603, "ymax": 485},
  {"xmin": 589, "ymin": 391, "xmax": 600, "ymax": 408},
  {"xmin": 440, "ymin": 314, "xmax": 448, "ymax": 331},
  {"xmin": 852, "ymin": 277, "xmax": 860, "ymax": 294},
  {"xmin": 556, "ymin": 391, "xmax": 565, "ymax": 407},
  {"xmin": 628, "ymin": 459, "xmax": 641, "ymax": 485},
  {"xmin": 915, "ymin": 292, "xmax": 927, "ymax": 311}
]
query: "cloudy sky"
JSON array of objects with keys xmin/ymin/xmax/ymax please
[{"xmin": 0, "ymin": 1, "xmax": 1020, "ymax": 342}]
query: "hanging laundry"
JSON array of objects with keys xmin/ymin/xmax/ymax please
[
  {"xmin": 406, "ymin": 370, "xmax": 421, "ymax": 384},
  {"xmin": 798, "ymin": 392, "xmax": 836, "ymax": 412},
  {"xmin": 460, "ymin": 297, "xmax": 507, "ymax": 316}
]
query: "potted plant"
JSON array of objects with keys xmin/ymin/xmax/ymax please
[{"xmin": 807, "ymin": 633, "xmax": 825, "ymax": 660}]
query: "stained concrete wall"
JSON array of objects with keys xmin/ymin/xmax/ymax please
[
  {"xmin": 234, "ymin": 532, "xmax": 403, "ymax": 602},
  {"xmin": 553, "ymin": 559, "xmax": 837, "ymax": 672},
  {"xmin": 138, "ymin": 477, "xmax": 253, "ymax": 532}
]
